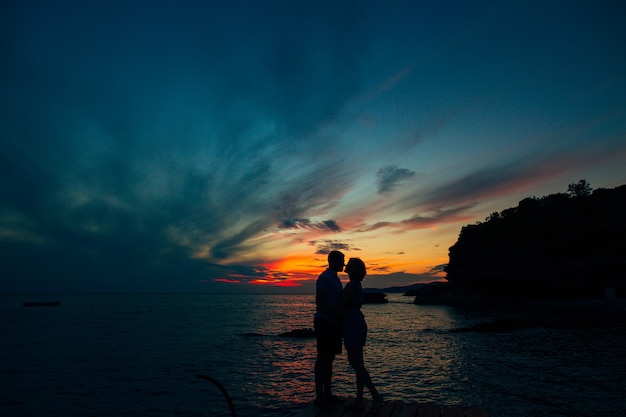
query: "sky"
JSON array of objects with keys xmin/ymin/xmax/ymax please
[{"xmin": 1, "ymin": 0, "xmax": 625, "ymax": 293}]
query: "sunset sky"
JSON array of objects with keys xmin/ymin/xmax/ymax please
[{"xmin": 2, "ymin": 0, "xmax": 625, "ymax": 293}]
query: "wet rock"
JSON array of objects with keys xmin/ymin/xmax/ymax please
[{"xmin": 278, "ymin": 328, "xmax": 316, "ymax": 338}]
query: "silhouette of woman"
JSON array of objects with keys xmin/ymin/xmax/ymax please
[{"xmin": 339, "ymin": 257, "xmax": 384, "ymax": 411}]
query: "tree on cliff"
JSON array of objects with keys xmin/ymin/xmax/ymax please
[
  {"xmin": 567, "ymin": 179, "xmax": 593, "ymax": 197},
  {"xmin": 445, "ymin": 182, "xmax": 626, "ymax": 299}
]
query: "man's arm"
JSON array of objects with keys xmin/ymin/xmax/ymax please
[
  {"xmin": 316, "ymin": 289, "xmax": 331, "ymax": 314},
  {"xmin": 315, "ymin": 289, "xmax": 337, "ymax": 314}
]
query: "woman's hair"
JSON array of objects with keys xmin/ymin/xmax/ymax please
[{"xmin": 345, "ymin": 257, "xmax": 366, "ymax": 281}]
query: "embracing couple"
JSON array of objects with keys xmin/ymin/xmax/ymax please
[{"xmin": 314, "ymin": 250, "xmax": 384, "ymax": 412}]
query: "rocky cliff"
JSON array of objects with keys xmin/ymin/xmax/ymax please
[{"xmin": 444, "ymin": 184, "xmax": 626, "ymax": 299}]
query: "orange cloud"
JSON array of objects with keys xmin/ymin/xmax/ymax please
[
  {"xmin": 250, "ymin": 279, "xmax": 301, "ymax": 287},
  {"xmin": 214, "ymin": 278, "xmax": 241, "ymax": 284}
]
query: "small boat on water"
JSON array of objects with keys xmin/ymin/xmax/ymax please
[{"xmin": 22, "ymin": 301, "xmax": 61, "ymax": 307}]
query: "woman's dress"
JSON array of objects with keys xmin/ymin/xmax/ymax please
[{"xmin": 342, "ymin": 281, "xmax": 367, "ymax": 349}]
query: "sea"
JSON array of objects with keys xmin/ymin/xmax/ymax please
[{"xmin": 1, "ymin": 292, "xmax": 625, "ymax": 417}]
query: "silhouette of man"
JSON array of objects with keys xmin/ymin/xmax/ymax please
[{"xmin": 314, "ymin": 250, "xmax": 345, "ymax": 408}]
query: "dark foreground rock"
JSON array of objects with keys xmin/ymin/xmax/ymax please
[
  {"xmin": 451, "ymin": 299, "xmax": 626, "ymax": 332},
  {"xmin": 453, "ymin": 314, "xmax": 626, "ymax": 333},
  {"xmin": 363, "ymin": 291, "xmax": 388, "ymax": 303},
  {"xmin": 412, "ymin": 282, "xmax": 492, "ymax": 305},
  {"xmin": 278, "ymin": 328, "xmax": 316, "ymax": 338},
  {"xmin": 412, "ymin": 282, "xmax": 455, "ymax": 304}
]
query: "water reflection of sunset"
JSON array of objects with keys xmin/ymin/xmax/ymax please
[
  {"xmin": 258, "ymin": 355, "xmax": 316, "ymax": 402},
  {"xmin": 239, "ymin": 294, "xmax": 478, "ymax": 409}
]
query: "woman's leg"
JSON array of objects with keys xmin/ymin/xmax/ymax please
[{"xmin": 347, "ymin": 347, "xmax": 379, "ymax": 399}]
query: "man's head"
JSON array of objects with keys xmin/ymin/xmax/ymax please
[{"xmin": 327, "ymin": 250, "xmax": 345, "ymax": 273}]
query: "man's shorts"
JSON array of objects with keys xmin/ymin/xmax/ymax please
[{"xmin": 314, "ymin": 317, "xmax": 342, "ymax": 355}]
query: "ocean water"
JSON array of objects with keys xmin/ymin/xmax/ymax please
[{"xmin": 1, "ymin": 293, "xmax": 625, "ymax": 417}]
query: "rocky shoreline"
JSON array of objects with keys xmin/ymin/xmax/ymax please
[{"xmin": 407, "ymin": 281, "xmax": 626, "ymax": 331}]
